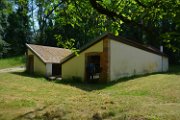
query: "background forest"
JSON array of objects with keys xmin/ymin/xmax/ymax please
[{"xmin": 0, "ymin": 0, "xmax": 179, "ymax": 64}]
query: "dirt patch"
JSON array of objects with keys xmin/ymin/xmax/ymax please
[
  {"xmin": 0, "ymin": 66, "xmax": 25, "ymax": 73},
  {"xmin": 13, "ymin": 106, "xmax": 69, "ymax": 120}
]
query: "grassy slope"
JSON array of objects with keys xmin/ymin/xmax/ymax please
[
  {"xmin": 0, "ymin": 67, "xmax": 180, "ymax": 120},
  {"xmin": 0, "ymin": 56, "xmax": 25, "ymax": 69}
]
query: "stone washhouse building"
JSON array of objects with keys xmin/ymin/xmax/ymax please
[{"xmin": 26, "ymin": 33, "xmax": 169, "ymax": 82}]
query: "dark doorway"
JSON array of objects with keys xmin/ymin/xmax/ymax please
[
  {"xmin": 52, "ymin": 64, "xmax": 61, "ymax": 76},
  {"xmin": 27, "ymin": 55, "xmax": 34, "ymax": 73},
  {"xmin": 86, "ymin": 54, "xmax": 101, "ymax": 83}
]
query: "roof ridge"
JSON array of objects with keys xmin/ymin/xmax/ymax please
[
  {"xmin": 106, "ymin": 34, "xmax": 166, "ymax": 56},
  {"xmin": 27, "ymin": 44, "xmax": 70, "ymax": 51}
]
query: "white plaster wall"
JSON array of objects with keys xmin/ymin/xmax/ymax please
[
  {"xmin": 46, "ymin": 63, "xmax": 52, "ymax": 76},
  {"xmin": 110, "ymin": 40, "xmax": 169, "ymax": 81}
]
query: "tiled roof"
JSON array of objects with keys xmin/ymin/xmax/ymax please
[{"xmin": 26, "ymin": 44, "xmax": 72, "ymax": 63}]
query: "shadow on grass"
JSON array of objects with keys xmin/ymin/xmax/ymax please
[
  {"xmin": 12, "ymin": 106, "xmax": 48, "ymax": 120},
  {"xmin": 55, "ymin": 65, "xmax": 180, "ymax": 91},
  {"xmin": 10, "ymin": 71, "xmax": 45, "ymax": 79},
  {"xmin": 54, "ymin": 73, "xmax": 163, "ymax": 91},
  {"xmin": 10, "ymin": 71, "xmax": 153, "ymax": 91},
  {"xmin": 10, "ymin": 65, "xmax": 180, "ymax": 92}
]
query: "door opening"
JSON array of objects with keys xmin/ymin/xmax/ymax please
[
  {"xmin": 86, "ymin": 55, "xmax": 101, "ymax": 83},
  {"xmin": 27, "ymin": 55, "xmax": 34, "ymax": 73},
  {"xmin": 52, "ymin": 64, "xmax": 61, "ymax": 76}
]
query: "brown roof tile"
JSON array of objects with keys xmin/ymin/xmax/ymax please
[{"xmin": 26, "ymin": 44, "xmax": 72, "ymax": 63}]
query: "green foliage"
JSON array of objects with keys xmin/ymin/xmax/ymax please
[
  {"xmin": 89, "ymin": 0, "xmax": 180, "ymax": 63},
  {"xmin": 0, "ymin": 39, "xmax": 10, "ymax": 58},
  {"xmin": 162, "ymin": 32, "xmax": 180, "ymax": 52},
  {"xmin": 55, "ymin": 35, "xmax": 80, "ymax": 56},
  {"xmin": 33, "ymin": 0, "xmax": 124, "ymax": 48},
  {"xmin": 0, "ymin": 0, "xmax": 179, "ymax": 63},
  {"xmin": 0, "ymin": 0, "xmax": 31, "ymax": 57},
  {"xmin": 0, "ymin": 0, "xmax": 12, "ymax": 57},
  {"xmin": 7, "ymin": 0, "xmax": 30, "ymax": 56}
]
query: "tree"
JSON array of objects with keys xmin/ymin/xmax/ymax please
[
  {"xmin": 89, "ymin": 0, "xmax": 180, "ymax": 63},
  {"xmin": 5, "ymin": 0, "xmax": 31, "ymax": 56},
  {"xmin": 1, "ymin": 0, "xmax": 178, "ymax": 63},
  {"xmin": 0, "ymin": 0, "xmax": 12, "ymax": 57},
  {"xmin": 32, "ymin": 0, "xmax": 123, "ymax": 48}
]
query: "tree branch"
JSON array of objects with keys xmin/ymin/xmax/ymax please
[
  {"xmin": 134, "ymin": 0, "xmax": 147, "ymax": 8},
  {"xmin": 89, "ymin": 0, "xmax": 140, "ymax": 26},
  {"xmin": 39, "ymin": 0, "xmax": 65, "ymax": 43},
  {"xmin": 134, "ymin": 0, "xmax": 160, "ymax": 8},
  {"xmin": 44, "ymin": 1, "xmax": 65, "ymax": 20},
  {"xmin": 89, "ymin": 0, "xmax": 156, "ymax": 43}
]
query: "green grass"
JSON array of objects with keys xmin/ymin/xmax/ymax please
[
  {"xmin": 0, "ymin": 56, "xmax": 25, "ymax": 69},
  {"xmin": 0, "ymin": 66, "xmax": 180, "ymax": 120}
]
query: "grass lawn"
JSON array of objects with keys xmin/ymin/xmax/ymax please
[
  {"xmin": 0, "ymin": 56, "xmax": 25, "ymax": 69},
  {"xmin": 0, "ymin": 66, "xmax": 180, "ymax": 120}
]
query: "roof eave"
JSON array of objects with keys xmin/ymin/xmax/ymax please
[
  {"xmin": 26, "ymin": 44, "xmax": 46, "ymax": 64},
  {"xmin": 61, "ymin": 33, "xmax": 110, "ymax": 64},
  {"xmin": 107, "ymin": 34, "xmax": 168, "ymax": 57},
  {"xmin": 55, "ymin": 33, "xmax": 169, "ymax": 64}
]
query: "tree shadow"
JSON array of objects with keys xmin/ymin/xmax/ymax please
[
  {"xmin": 9, "ymin": 65, "xmax": 180, "ymax": 92},
  {"xmin": 55, "ymin": 65, "xmax": 180, "ymax": 91},
  {"xmin": 10, "ymin": 71, "xmax": 45, "ymax": 79},
  {"xmin": 54, "ymin": 73, "xmax": 164, "ymax": 91},
  {"xmin": 11, "ymin": 71, "xmax": 154, "ymax": 91}
]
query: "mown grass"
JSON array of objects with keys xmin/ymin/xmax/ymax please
[
  {"xmin": 0, "ymin": 56, "xmax": 25, "ymax": 69},
  {"xmin": 0, "ymin": 66, "xmax": 180, "ymax": 120}
]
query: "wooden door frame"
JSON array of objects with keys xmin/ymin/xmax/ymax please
[
  {"xmin": 84, "ymin": 52, "xmax": 102, "ymax": 82},
  {"xmin": 84, "ymin": 38, "xmax": 110, "ymax": 83}
]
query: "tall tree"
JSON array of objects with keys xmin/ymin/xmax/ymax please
[
  {"xmin": 5, "ymin": 0, "xmax": 31, "ymax": 56},
  {"xmin": 2, "ymin": 0, "xmax": 177, "ymax": 63},
  {"xmin": 0, "ymin": 0, "xmax": 12, "ymax": 57},
  {"xmin": 89, "ymin": 0, "xmax": 180, "ymax": 63}
]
